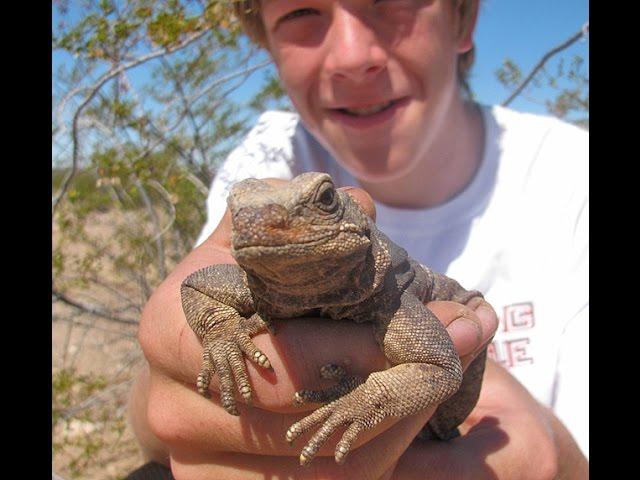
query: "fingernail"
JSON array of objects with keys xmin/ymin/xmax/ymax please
[
  {"xmin": 447, "ymin": 317, "xmax": 482, "ymax": 357},
  {"xmin": 476, "ymin": 305, "xmax": 498, "ymax": 334}
]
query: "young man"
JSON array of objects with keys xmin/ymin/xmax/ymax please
[{"xmin": 129, "ymin": 0, "xmax": 588, "ymax": 478}]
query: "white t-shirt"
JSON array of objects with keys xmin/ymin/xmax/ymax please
[{"xmin": 196, "ymin": 105, "xmax": 589, "ymax": 458}]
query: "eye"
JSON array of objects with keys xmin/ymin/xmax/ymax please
[
  {"xmin": 319, "ymin": 188, "xmax": 334, "ymax": 205},
  {"xmin": 315, "ymin": 183, "xmax": 337, "ymax": 210},
  {"xmin": 280, "ymin": 8, "xmax": 318, "ymax": 23}
]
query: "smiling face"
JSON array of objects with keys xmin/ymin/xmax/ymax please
[{"xmin": 260, "ymin": 0, "xmax": 475, "ymax": 183}]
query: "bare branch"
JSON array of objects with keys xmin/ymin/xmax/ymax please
[
  {"xmin": 134, "ymin": 177, "xmax": 168, "ymax": 279},
  {"xmin": 55, "ymin": 84, "xmax": 93, "ymax": 136},
  {"xmin": 187, "ymin": 57, "xmax": 272, "ymax": 106},
  {"xmin": 502, "ymin": 21, "xmax": 589, "ymax": 107},
  {"xmin": 56, "ymin": 316, "xmax": 138, "ymax": 340},
  {"xmin": 61, "ymin": 315, "xmax": 75, "ymax": 368},
  {"xmin": 52, "ymin": 289, "xmax": 139, "ymax": 325},
  {"xmin": 160, "ymin": 56, "xmax": 209, "ymax": 175},
  {"xmin": 55, "ymin": 378, "xmax": 135, "ymax": 420},
  {"xmin": 92, "ymin": 278, "xmax": 143, "ymax": 313},
  {"xmin": 183, "ymin": 170, "xmax": 210, "ymax": 198},
  {"xmin": 146, "ymin": 179, "xmax": 178, "ymax": 241},
  {"xmin": 52, "ymin": 27, "xmax": 212, "ymax": 215}
]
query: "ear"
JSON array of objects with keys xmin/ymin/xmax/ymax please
[{"xmin": 456, "ymin": 0, "xmax": 480, "ymax": 54}]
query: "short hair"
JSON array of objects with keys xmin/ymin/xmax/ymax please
[{"xmin": 232, "ymin": 0, "xmax": 478, "ymax": 92}]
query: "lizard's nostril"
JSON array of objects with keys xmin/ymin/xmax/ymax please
[{"xmin": 232, "ymin": 204, "xmax": 289, "ymax": 248}]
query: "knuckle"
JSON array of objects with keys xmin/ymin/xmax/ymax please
[
  {"xmin": 146, "ymin": 382, "xmax": 187, "ymax": 445},
  {"xmin": 456, "ymin": 305, "xmax": 477, "ymax": 322},
  {"xmin": 464, "ymin": 296, "xmax": 485, "ymax": 310}
]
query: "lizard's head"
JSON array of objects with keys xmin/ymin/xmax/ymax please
[{"xmin": 227, "ymin": 172, "xmax": 372, "ymax": 286}]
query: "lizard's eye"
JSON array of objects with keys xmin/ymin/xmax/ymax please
[{"xmin": 315, "ymin": 182, "xmax": 337, "ymax": 211}]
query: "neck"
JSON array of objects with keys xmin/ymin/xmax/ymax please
[{"xmin": 359, "ymin": 99, "xmax": 485, "ymax": 209}]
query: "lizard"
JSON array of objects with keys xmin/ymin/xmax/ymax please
[{"xmin": 180, "ymin": 172, "xmax": 488, "ymax": 466}]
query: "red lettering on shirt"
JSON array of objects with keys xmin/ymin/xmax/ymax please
[
  {"xmin": 503, "ymin": 302, "xmax": 535, "ymax": 332},
  {"xmin": 488, "ymin": 302, "xmax": 535, "ymax": 368}
]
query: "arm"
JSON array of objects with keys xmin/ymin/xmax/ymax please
[
  {"xmin": 130, "ymin": 300, "xmax": 589, "ymax": 480},
  {"xmin": 128, "ymin": 186, "xmax": 499, "ymax": 479},
  {"xmin": 392, "ymin": 358, "xmax": 588, "ymax": 480}
]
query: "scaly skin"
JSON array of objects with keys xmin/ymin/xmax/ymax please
[{"xmin": 181, "ymin": 172, "xmax": 487, "ymax": 466}]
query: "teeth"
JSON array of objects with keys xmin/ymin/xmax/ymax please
[{"xmin": 343, "ymin": 101, "xmax": 393, "ymax": 116}]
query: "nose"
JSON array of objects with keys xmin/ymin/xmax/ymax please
[{"xmin": 325, "ymin": 8, "xmax": 387, "ymax": 82}]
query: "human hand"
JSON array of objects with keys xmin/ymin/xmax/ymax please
[
  {"xmin": 391, "ymin": 357, "xmax": 588, "ymax": 480},
  {"xmin": 130, "ymin": 183, "xmax": 498, "ymax": 479}
]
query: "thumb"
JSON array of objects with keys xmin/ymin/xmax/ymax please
[{"xmin": 340, "ymin": 186, "xmax": 376, "ymax": 222}]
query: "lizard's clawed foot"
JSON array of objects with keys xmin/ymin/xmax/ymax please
[
  {"xmin": 287, "ymin": 376, "xmax": 386, "ymax": 466},
  {"xmin": 198, "ymin": 316, "xmax": 272, "ymax": 415},
  {"xmin": 293, "ymin": 363, "xmax": 363, "ymax": 405}
]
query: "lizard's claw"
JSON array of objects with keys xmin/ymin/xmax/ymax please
[
  {"xmin": 286, "ymin": 381, "xmax": 387, "ymax": 466},
  {"xmin": 293, "ymin": 363, "xmax": 362, "ymax": 405},
  {"xmin": 198, "ymin": 316, "xmax": 272, "ymax": 415}
]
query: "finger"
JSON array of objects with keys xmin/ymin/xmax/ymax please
[
  {"xmin": 164, "ymin": 316, "xmax": 386, "ymax": 413},
  {"xmin": 206, "ymin": 208, "xmax": 233, "ymax": 248},
  {"xmin": 137, "ymin": 227, "xmax": 235, "ymax": 378},
  {"xmin": 168, "ymin": 407, "xmax": 434, "ymax": 480},
  {"xmin": 147, "ymin": 368, "xmax": 404, "ymax": 460},
  {"xmin": 468, "ymin": 297, "xmax": 499, "ymax": 344},
  {"xmin": 426, "ymin": 300, "xmax": 497, "ymax": 370},
  {"xmin": 340, "ymin": 186, "xmax": 376, "ymax": 221},
  {"xmin": 148, "ymin": 368, "xmax": 441, "ymax": 479}
]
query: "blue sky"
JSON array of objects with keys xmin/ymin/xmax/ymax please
[
  {"xmin": 53, "ymin": 1, "xmax": 589, "ymax": 131},
  {"xmin": 470, "ymin": 0, "xmax": 588, "ymax": 113}
]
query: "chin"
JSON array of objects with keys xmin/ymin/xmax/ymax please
[{"xmin": 338, "ymin": 149, "xmax": 419, "ymax": 184}]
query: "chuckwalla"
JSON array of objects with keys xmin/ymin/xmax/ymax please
[{"xmin": 181, "ymin": 172, "xmax": 487, "ymax": 466}]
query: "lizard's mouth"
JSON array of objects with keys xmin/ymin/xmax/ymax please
[
  {"xmin": 232, "ymin": 228, "xmax": 370, "ymax": 272},
  {"xmin": 232, "ymin": 231, "xmax": 336, "ymax": 253},
  {"xmin": 233, "ymin": 231, "xmax": 372, "ymax": 289},
  {"xmin": 231, "ymin": 222, "xmax": 366, "ymax": 253}
]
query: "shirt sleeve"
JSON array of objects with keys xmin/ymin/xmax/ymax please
[{"xmin": 194, "ymin": 111, "xmax": 299, "ymax": 247}]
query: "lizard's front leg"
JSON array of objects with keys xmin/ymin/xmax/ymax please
[
  {"xmin": 181, "ymin": 264, "xmax": 272, "ymax": 415},
  {"xmin": 286, "ymin": 293, "xmax": 462, "ymax": 465}
]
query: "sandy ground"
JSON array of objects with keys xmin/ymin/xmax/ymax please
[
  {"xmin": 52, "ymin": 305, "xmax": 146, "ymax": 479},
  {"xmin": 53, "ymin": 209, "xmax": 181, "ymax": 479}
]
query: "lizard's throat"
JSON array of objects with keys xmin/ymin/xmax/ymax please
[
  {"xmin": 242, "ymin": 232, "xmax": 392, "ymax": 308},
  {"xmin": 242, "ymin": 247, "xmax": 370, "ymax": 294}
]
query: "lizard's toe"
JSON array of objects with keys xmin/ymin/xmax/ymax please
[
  {"xmin": 334, "ymin": 422, "xmax": 365, "ymax": 464},
  {"xmin": 196, "ymin": 373, "xmax": 212, "ymax": 398},
  {"xmin": 253, "ymin": 350, "xmax": 271, "ymax": 369}
]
